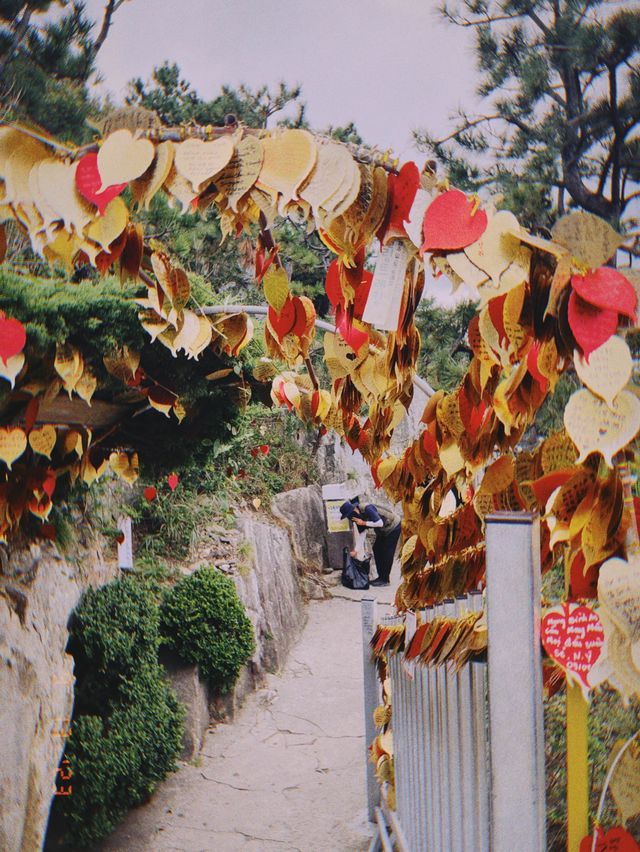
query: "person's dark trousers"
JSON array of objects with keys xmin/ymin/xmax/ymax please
[{"xmin": 372, "ymin": 524, "xmax": 401, "ymax": 582}]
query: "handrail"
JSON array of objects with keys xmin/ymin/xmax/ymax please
[{"xmin": 199, "ymin": 304, "xmax": 436, "ymax": 397}]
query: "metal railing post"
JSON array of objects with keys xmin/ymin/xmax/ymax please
[
  {"xmin": 425, "ymin": 604, "xmax": 440, "ymax": 852},
  {"xmin": 435, "ymin": 602, "xmax": 452, "ymax": 850},
  {"xmin": 362, "ymin": 597, "xmax": 380, "ymax": 823},
  {"xmin": 444, "ymin": 598, "xmax": 463, "ymax": 852},
  {"xmin": 470, "ymin": 590, "xmax": 490, "ymax": 852},
  {"xmin": 456, "ymin": 595, "xmax": 475, "ymax": 852},
  {"xmin": 485, "ymin": 512, "xmax": 546, "ymax": 852}
]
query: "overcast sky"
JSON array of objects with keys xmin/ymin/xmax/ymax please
[
  {"xmin": 83, "ymin": 0, "xmax": 480, "ymax": 303},
  {"xmin": 84, "ymin": 0, "xmax": 478, "ymax": 163}
]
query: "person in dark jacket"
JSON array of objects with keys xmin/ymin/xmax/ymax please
[{"xmin": 339, "ymin": 498, "xmax": 401, "ymax": 587}]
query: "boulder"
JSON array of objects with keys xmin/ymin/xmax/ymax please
[
  {"xmin": 272, "ymin": 484, "xmax": 329, "ymax": 572},
  {"xmin": 160, "ymin": 650, "xmax": 210, "ymax": 760},
  {"xmin": 0, "ymin": 537, "xmax": 117, "ymax": 852}
]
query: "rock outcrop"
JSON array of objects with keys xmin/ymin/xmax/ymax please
[
  {"xmin": 0, "ymin": 536, "xmax": 117, "ymax": 852},
  {"xmin": 233, "ymin": 514, "xmax": 306, "ymax": 676},
  {"xmin": 164, "ymin": 511, "xmax": 308, "ymax": 744},
  {"xmin": 272, "ymin": 484, "xmax": 329, "ymax": 572}
]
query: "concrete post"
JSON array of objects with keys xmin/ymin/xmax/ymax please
[
  {"xmin": 362, "ymin": 597, "xmax": 380, "ymax": 822},
  {"xmin": 485, "ymin": 512, "xmax": 546, "ymax": 852}
]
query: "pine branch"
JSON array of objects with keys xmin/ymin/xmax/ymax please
[
  {"xmin": 433, "ymin": 113, "xmax": 501, "ymax": 145},
  {"xmin": 93, "ymin": 0, "xmax": 125, "ymax": 57},
  {"xmin": 438, "ymin": 2, "xmax": 524, "ymax": 27}
]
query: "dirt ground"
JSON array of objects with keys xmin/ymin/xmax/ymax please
[{"xmin": 100, "ymin": 577, "xmax": 397, "ymax": 852}]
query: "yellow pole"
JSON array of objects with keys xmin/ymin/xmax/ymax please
[{"xmin": 566, "ymin": 681, "xmax": 589, "ymax": 852}]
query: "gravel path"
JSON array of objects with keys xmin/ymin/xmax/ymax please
[{"xmin": 100, "ymin": 580, "xmax": 397, "ymax": 852}]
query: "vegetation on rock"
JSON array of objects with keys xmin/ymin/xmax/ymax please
[
  {"xmin": 48, "ymin": 578, "xmax": 184, "ymax": 848},
  {"xmin": 160, "ymin": 566, "xmax": 255, "ymax": 691}
]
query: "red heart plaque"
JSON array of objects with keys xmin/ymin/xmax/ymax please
[
  {"xmin": 572, "ymin": 267, "xmax": 637, "ymax": 322},
  {"xmin": 567, "ymin": 290, "xmax": 619, "ymax": 359},
  {"xmin": 143, "ymin": 486, "xmax": 157, "ymax": 502},
  {"xmin": 579, "ymin": 826, "xmax": 640, "ymax": 852},
  {"xmin": 0, "ymin": 313, "xmax": 26, "ymax": 365},
  {"xmin": 421, "ymin": 188, "xmax": 488, "ymax": 252},
  {"xmin": 268, "ymin": 299, "xmax": 297, "ymax": 341},
  {"xmin": 75, "ymin": 153, "xmax": 127, "ymax": 215},
  {"xmin": 541, "ymin": 602, "xmax": 604, "ymax": 689}
]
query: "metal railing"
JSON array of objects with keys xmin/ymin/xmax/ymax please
[{"xmin": 363, "ymin": 512, "xmax": 546, "ymax": 852}]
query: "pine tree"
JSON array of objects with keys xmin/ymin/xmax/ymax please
[
  {"xmin": 0, "ymin": 0, "xmax": 133, "ymax": 141},
  {"xmin": 414, "ymin": 1, "xmax": 640, "ymax": 246},
  {"xmin": 126, "ymin": 62, "xmax": 305, "ymax": 129}
]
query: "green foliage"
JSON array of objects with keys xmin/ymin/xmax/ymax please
[
  {"xmin": 417, "ymin": 2, "xmax": 640, "ymax": 228},
  {"xmin": 415, "ymin": 297, "xmax": 477, "ymax": 391},
  {"xmin": 0, "ymin": 268, "xmax": 144, "ymax": 354},
  {"xmin": 0, "ymin": 268, "xmax": 242, "ymax": 477},
  {"xmin": 49, "ymin": 578, "xmax": 184, "ymax": 849},
  {"xmin": 129, "ymin": 487, "xmax": 211, "ymax": 562},
  {"xmin": 128, "ymin": 403, "xmax": 319, "ymax": 569},
  {"xmin": 3, "ymin": 57, "xmax": 95, "ymax": 142},
  {"xmin": 0, "ymin": 1, "xmax": 125, "ymax": 143},
  {"xmin": 201, "ymin": 403, "xmax": 321, "ymax": 502},
  {"xmin": 545, "ymin": 688, "xmax": 640, "ymax": 850},
  {"xmin": 160, "ymin": 566, "xmax": 255, "ymax": 690},
  {"xmin": 67, "ymin": 578, "xmax": 163, "ymax": 712},
  {"xmin": 127, "ymin": 62, "xmax": 304, "ymax": 129}
]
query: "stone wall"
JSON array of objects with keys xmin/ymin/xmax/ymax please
[
  {"xmin": 0, "ymin": 534, "xmax": 117, "ymax": 852},
  {"xmin": 235, "ymin": 513, "xmax": 306, "ymax": 670},
  {"xmin": 166, "ymin": 510, "xmax": 308, "ymax": 750}
]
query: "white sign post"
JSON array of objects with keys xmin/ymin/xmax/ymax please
[{"xmin": 117, "ymin": 516, "xmax": 134, "ymax": 571}]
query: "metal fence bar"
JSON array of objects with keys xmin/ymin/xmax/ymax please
[
  {"xmin": 404, "ymin": 612, "xmax": 419, "ymax": 852},
  {"xmin": 394, "ymin": 652, "xmax": 410, "ymax": 840},
  {"xmin": 417, "ymin": 609, "xmax": 430, "ymax": 851},
  {"xmin": 362, "ymin": 597, "xmax": 380, "ymax": 822},
  {"xmin": 413, "ymin": 654, "xmax": 427, "ymax": 850},
  {"xmin": 382, "ymin": 795, "xmax": 411, "ymax": 852},
  {"xmin": 402, "ymin": 669, "xmax": 418, "ymax": 849},
  {"xmin": 425, "ymin": 605, "xmax": 439, "ymax": 852},
  {"xmin": 456, "ymin": 595, "xmax": 477, "ymax": 852},
  {"xmin": 470, "ymin": 589, "xmax": 490, "ymax": 852},
  {"xmin": 485, "ymin": 512, "xmax": 546, "ymax": 852},
  {"xmin": 444, "ymin": 598, "xmax": 463, "ymax": 852},
  {"xmin": 435, "ymin": 602, "xmax": 452, "ymax": 850},
  {"xmin": 374, "ymin": 807, "xmax": 394, "ymax": 852}
]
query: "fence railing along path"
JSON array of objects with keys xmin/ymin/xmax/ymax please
[{"xmin": 362, "ymin": 512, "xmax": 546, "ymax": 852}]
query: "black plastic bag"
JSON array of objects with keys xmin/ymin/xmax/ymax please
[{"xmin": 341, "ymin": 548, "xmax": 370, "ymax": 590}]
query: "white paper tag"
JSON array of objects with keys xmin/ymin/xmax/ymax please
[
  {"xmin": 362, "ymin": 241, "xmax": 410, "ymax": 331},
  {"xmin": 404, "ymin": 188, "xmax": 432, "ymax": 249}
]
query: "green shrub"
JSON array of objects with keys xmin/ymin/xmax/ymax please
[
  {"xmin": 48, "ymin": 579, "xmax": 184, "ymax": 849},
  {"xmin": 68, "ymin": 577, "xmax": 161, "ymax": 713},
  {"xmin": 130, "ymin": 488, "xmax": 211, "ymax": 562},
  {"xmin": 160, "ymin": 566, "xmax": 255, "ymax": 691}
]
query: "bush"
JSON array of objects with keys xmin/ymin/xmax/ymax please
[
  {"xmin": 68, "ymin": 577, "xmax": 162, "ymax": 714},
  {"xmin": 160, "ymin": 566, "xmax": 255, "ymax": 691},
  {"xmin": 47, "ymin": 579, "xmax": 184, "ymax": 849}
]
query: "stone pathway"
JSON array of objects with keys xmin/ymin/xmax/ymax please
[{"xmin": 100, "ymin": 577, "xmax": 397, "ymax": 852}]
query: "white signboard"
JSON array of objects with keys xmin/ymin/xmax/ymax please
[{"xmin": 321, "ymin": 483, "xmax": 350, "ymax": 533}]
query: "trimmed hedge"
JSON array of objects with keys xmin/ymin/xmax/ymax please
[
  {"xmin": 160, "ymin": 566, "xmax": 255, "ymax": 691},
  {"xmin": 48, "ymin": 578, "xmax": 184, "ymax": 849}
]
